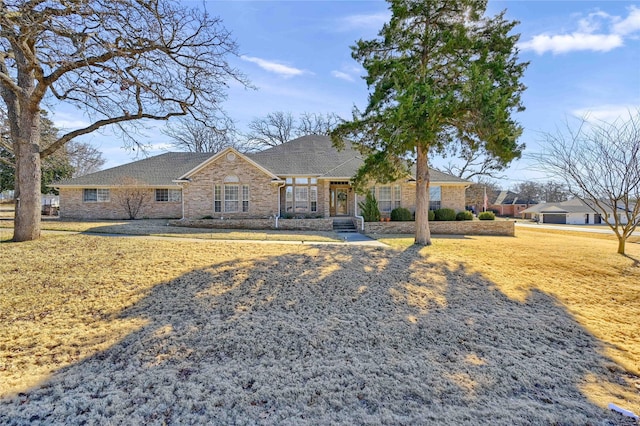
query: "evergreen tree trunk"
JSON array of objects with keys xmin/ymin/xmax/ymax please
[
  {"xmin": 415, "ymin": 145, "xmax": 431, "ymax": 246},
  {"xmin": 13, "ymin": 109, "xmax": 42, "ymax": 242}
]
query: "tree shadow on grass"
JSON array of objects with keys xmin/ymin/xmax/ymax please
[{"xmin": 0, "ymin": 245, "xmax": 638, "ymax": 424}]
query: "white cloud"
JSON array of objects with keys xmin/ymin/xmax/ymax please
[
  {"xmin": 519, "ymin": 7, "xmax": 640, "ymax": 55},
  {"xmin": 519, "ymin": 33, "xmax": 622, "ymax": 55},
  {"xmin": 572, "ymin": 104, "xmax": 637, "ymax": 123},
  {"xmin": 338, "ymin": 12, "xmax": 390, "ymax": 31},
  {"xmin": 612, "ymin": 6, "xmax": 640, "ymax": 36},
  {"xmin": 240, "ymin": 55, "xmax": 306, "ymax": 78},
  {"xmin": 51, "ymin": 111, "xmax": 91, "ymax": 131},
  {"xmin": 331, "ymin": 70, "xmax": 355, "ymax": 82}
]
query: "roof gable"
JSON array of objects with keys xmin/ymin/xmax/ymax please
[{"xmin": 179, "ymin": 147, "xmax": 280, "ymax": 181}]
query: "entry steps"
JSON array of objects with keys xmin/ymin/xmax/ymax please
[{"xmin": 333, "ymin": 218, "xmax": 358, "ymax": 233}]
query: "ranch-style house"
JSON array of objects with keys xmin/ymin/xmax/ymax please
[{"xmin": 54, "ymin": 135, "xmax": 470, "ymax": 226}]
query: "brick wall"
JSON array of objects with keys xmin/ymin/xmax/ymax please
[
  {"xmin": 363, "ymin": 220, "xmax": 514, "ymax": 236},
  {"xmin": 441, "ymin": 185, "xmax": 466, "ymax": 212},
  {"xmin": 59, "ymin": 187, "xmax": 181, "ymax": 220},
  {"xmin": 354, "ymin": 182, "xmax": 467, "ymax": 215},
  {"xmin": 183, "ymin": 152, "xmax": 279, "ymax": 219}
]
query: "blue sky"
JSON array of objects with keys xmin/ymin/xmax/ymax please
[{"xmin": 52, "ymin": 0, "xmax": 640, "ymax": 188}]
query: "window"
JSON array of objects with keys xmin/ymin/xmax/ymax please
[
  {"xmin": 155, "ymin": 189, "xmax": 181, "ymax": 202},
  {"xmin": 224, "ymin": 185, "xmax": 239, "ymax": 212},
  {"xmin": 429, "ymin": 186, "xmax": 441, "ymax": 211},
  {"xmin": 242, "ymin": 185, "xmax": 249, "ymax": 213},
  {"xmin": 284, "ymin": 177, "xmax": 318, "ymax": 214},
  {"xmin": 214, "ymin": 185, "xmax": 222, "ymax": 213},
  {"xmin": 214, "ymin": 184, "xmax": 249, "ymax": 213},
  {"xmin": 83, "ymin": 188, "xmax": 109, "ymax": 202},
  {"xmin": 285, "ymin": 186, "xmax": 293, "ymax": 212},
  {"xmin": 310, "ymin": 186, "xmax": 317, "ymax": 212},
  {"xmin": 378, "ymin": 186, "xmax": 392, "ymax": 212},
  {"xmin": 295, "ymin": 186, "xmax": 308, "ymax": 212},
  {"xmin": 394, "ymin": 185, "xmax": 401, "ymax": 209}
]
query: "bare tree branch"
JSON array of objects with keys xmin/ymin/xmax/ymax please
[{"xmin": 532, "ymin": 111, "xmax": 640, "ymax": 254}]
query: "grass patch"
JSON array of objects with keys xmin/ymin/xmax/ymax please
[
  {"xmin": 0, "ymin": 218, "xmax": 342, "ymax": 242},
  {"xmin": 0, "ymin": 230, "xmax": 639, "ymax": 423}
]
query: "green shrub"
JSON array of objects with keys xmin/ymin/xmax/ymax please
[
  {"xmin": 359, "ymin": 191, "xmax": 381, "ymax": 222},
  {"xmin": 390, "ymin": 207, "xmax": 412, "ymax": 221},
  {"xmin": 434, "ymin": 208, "xmax": 456, "ymax": 221},
  {"xmin": 456, "ymin": 210, "xmax": 474, "ymax": 221},
  {"xmin": 478, "ymin": 211, "xmax": 496, "ymax": 220},
  {"xmin": 428, "ymin": 210, "xmax": 435, "ymax": 221}
]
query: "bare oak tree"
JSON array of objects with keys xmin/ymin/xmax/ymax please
[
  {"xmin": 297, "ymin": 112, "xmax": 341, "ymax": 136},
  {"xmin": 535, "ymin": 113, "xmax": 640, "ymax": 255},
  {"xmin": 245, "ymin": 111, "xmax": 295, "ymax": 149},
  {"xmin": 246, "ymin": 111, "xmax": 341, "ymax": 150},
  {"xmin": 441, "ymin": 144, "xmax": 508, "ymax": 181},
  {"xmin": 162, "ymin": 116, "xmax": 243, "ymax": 153},
  {"xmin": 0, "ymin": 0, "xmax": 246, "ymax": 241},
  {"xmin": 66, "ymin": 140, "xmax": 106, "ymax": 177}
]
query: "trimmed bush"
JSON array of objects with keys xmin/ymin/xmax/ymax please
[
  {"xmin": 390, "ymin": 207, "xmax": 412, "ymax": 221},
  {"xmin": 434, "ymin": 208, "xmax": 456, "ymax": 221},
  {"xmin": 478, "ymin": 211, "xmax": 496, "ymax": 220},
  {"xmin": 428, "ymin": 210, "xmax": 435, "ymax": 221},
  {"xmin": 456, "ymin": 210, "xmax": 474, "ymax": 221},
  {"xmin": 359, "ymin": 191, "xmax": 381, "ymax": 222}
]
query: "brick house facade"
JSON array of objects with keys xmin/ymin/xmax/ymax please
[{"xmin": 54, "ymin": 136, "xmax": 469, "ymax": 221}]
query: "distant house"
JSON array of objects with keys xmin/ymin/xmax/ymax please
[
  {"xmin": 521, "ymin": 198, "xmax": 630, "ymax": 225},
  {"xmin": 488, "ymin": 190, "xmax": 536, "ymax": 217},
  {"xmin": 53, "ymin": 135, "xmax": 469, "ymax": 223}
]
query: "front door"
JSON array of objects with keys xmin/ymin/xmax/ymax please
[{"xmin": 330, "ymin": 187, "xmax": 349, "ymax": 216}]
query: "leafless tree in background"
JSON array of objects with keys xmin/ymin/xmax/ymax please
[
  {"xmin": 162, "ymin": 116, "xmax": 245, "ymax": 153},
  {"xmin": 441, "ymin": 145, "xmax": 508, "ymax": 181},
  {"xmin": 246, "ymin": 111, "xmax": 341, "ymax": 150},
  {"xmin": 534, "ymin": 112, "xmax": 640, "ymax": 255},
  {"xmin": 297, "ymin": 112, "xmax": 341, "ymax": 137},
  {"xmin": 0, "ymin": 0, "xmax": 247, "ymax": 241},
  {"xmin": 66, "ymin": 141, "xmax": 106, "ymax": 177}
]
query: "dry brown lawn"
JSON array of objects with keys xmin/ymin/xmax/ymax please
[
  {"xmin": 0, "ymin": 217, "xmax": 342, "ymax": 242},
  {"xmin": 0, "ymin": 228, "xmax": 638, "ymax": 424}
]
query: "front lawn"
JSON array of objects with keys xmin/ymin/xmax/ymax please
[{"xmin": 0, "ymin": 230, "xmax": 638, "ymax": 424}]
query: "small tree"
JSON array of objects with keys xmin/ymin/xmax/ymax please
[
  {"xmin": 535, "ymin": 113, "xmax": 640, "ymax": 255},
  {"xmin": 114, "ymin": 178, "xmax": 150, "ymax": 220},
  {"xmin": 359, "ymin": 190, "xmax": 381, "ymax": 222}
]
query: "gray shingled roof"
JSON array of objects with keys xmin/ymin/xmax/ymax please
[
  {"xmin": 55, "ymin": 152, "xmax": 214, "ymax": 187},
  {"xmin": 56, "ymin": 135, "xmax": 470, "ymax": 186},
  {"xmin": 246, "ymin": 135, "xmax": 363, "ymax": 177}
]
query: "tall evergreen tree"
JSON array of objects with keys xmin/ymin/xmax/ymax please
[{"xmin": 331, "ymin": 0, "xmax": 527, "ymax": 245}]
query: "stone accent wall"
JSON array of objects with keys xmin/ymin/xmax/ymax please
[
  {"xmin": 363, "ymin": 220, "xmax": 514, "ymax": 236},
  {"xmin": 59, "ymin": 187, "xmax": 181, "ymax": 220},
  {"xmin": 169, "ymin": 217, "xmax": 334, "ymax": 231},
  {"xmin": 183, "ymin": 153, "xmax": 278, "ymax": 220}
]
